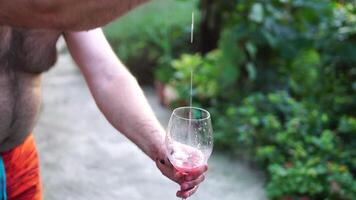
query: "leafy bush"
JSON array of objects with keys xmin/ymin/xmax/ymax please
[
  {"xmin": 216, "ymin": 92, "xmax": 356, "ymax": 199},
  {"xmin": 163, "ymin": 0, "xmax": 356, "ymax": 199},
  {"xmin": 167, "ymin": 51, "xmax": 221, "ymax": 106}
]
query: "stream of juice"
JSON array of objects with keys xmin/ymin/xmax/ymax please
[{"xmin": 188, "ymin": 11, "xmax": 194, "ymax": 154}]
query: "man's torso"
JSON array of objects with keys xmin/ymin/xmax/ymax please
[{"xmin": 0, "ymin": 26, "xmax": 62, "ymax": 152}]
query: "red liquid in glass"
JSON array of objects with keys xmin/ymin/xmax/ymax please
[{"xmin": 169, "ymin": 143, "xmax": 205, "ymax": 173}]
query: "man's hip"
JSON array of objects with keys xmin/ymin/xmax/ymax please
[{"xmin": 0, "ymin": 134, "xmax": 42, "ymax": 200}]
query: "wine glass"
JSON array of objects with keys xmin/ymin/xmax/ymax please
[{"xmin": 165, "ymin": 106, "xmax": 214, "ymax": 199}]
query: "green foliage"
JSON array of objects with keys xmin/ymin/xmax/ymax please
[
  {"xmin": 163, "ymin": 0, "xmax": 356, "ymax": 199},
  {"xmin": 104, "ymin": 0, "xmax": 199, "ymax": 83},
  {"xmin": 168, "ymin": 51, "xmax": 226, "ymax": 105},
  {"xmin": 216, "ymin": 92, "xmax": 356, "ymax": 199}
]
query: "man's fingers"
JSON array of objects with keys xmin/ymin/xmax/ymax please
[
  {"xmin": 180, "ymin": 175, "xmax": 205, "ymax": 191},
  {"xmin": 176, "ymin": 186, "xmax": 199, "ymax": 198},
  {"xmin": 184, "ymin": 164, "xmax": 208, "ymax": 181}
]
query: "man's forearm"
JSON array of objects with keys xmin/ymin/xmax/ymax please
[
  {"xmin": 0, "ymin": 0, "xmax": 149, "ymax": 30},
  {"xmin": 91, "ymin": 71, "xmax": 166, "ymax": 161}
]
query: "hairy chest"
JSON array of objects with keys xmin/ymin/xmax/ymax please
[{"xmin": 0, "ymin": 26, "xmax": 62, "ymax": 73}]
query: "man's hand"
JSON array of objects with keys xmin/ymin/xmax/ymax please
[
  {"xmin": 156, "ymin": 157, "xmax": 208, "ymax": 198},
  {"xmin": 0, "ymin": 0, "xmax": 149, "ymax": 30}
]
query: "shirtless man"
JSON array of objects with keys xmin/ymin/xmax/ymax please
[{"xmin": 0, "ymin": 1, "xmax": 207, "ymax": 199}]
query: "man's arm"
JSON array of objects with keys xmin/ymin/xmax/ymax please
[
  {"xmin": 64, "ymin": 28, "xmax": 165, "ymax": 160},
  {"xmin": 64, "ymin": 29, "xmax": 207, "ymax": 198},
  {"xmin": 0, "ymin": 0, "xmax": 148, "ymax": 30}
]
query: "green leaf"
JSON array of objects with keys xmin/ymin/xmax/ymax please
[
  {"xmin": 246, "ymin": 62, "xmax": 257, "ymax": 81},
  {"xmin": 249, "ymin": 3, "xmax": 264, "ymax": 23},
  {"xmin": 245, "ymin": 42, "xmax": 257, "ymax": 59}
]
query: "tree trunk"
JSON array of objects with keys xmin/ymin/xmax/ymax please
[{"xmin": 199, "ymin": 0, "xmax": 221, "ymax": 54}]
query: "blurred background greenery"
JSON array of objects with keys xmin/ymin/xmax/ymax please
[{"xmin": 104, "ymin": 0, "xmax": 356, "ymax": 199}]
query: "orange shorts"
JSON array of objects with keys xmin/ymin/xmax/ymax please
[{"xmin": 0, "ymin": 134, "xmax": 42, "ymax": 200}]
